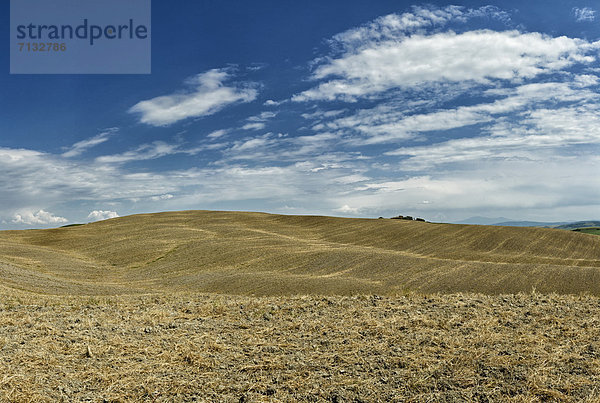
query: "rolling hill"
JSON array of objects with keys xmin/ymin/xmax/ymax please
[
  {"xmin": 1, "ymin": 210, "xmax": 599, "ymax": 296},
  {"xmin": 556, "ymin": 221, "xmax": 600, "ymax": 230},
  {"xmin": 3, "ymin": 210, "xmax": 600, "ymax": 401}
]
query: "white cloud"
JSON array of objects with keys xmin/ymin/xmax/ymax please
[
  {"xmin": 294, "ymin": 30, "xmax": 599, "ymax": 102},
  {"xmin": 241, "ymin": 111, "xmax": 277, "ymax": 130},
  {"xmin": 321, "ymin": 80, "xmax": 599, "ymax": 145},
  {"xmin": 337, "ymin": 156, "xmax": 600, "ymax": 219},
  {"xmin": 12, "ymin": 210, "xmax": 68, "ymax": 225},
  {"xmin": 0, "ymin": 145, "xmax": 356, "ymax": 224},
  {"xmin": 163, "ymin": 159, "xmax": 367, "ymax": 209},
  {"xmin": 3, "ymin": 6, "xmax": 600, "ymax": 227},
  {"xmin": 387, "ymin": 104, "xmax": 600, "ymax": 169},
  {"xmin": 241, "ymin": 122, "xmax": 266, "ymax": 131},
  {"xmin": 328, "ymin": 5, "xmax": 468, "ymax": 51},
  {"xmin": 339, "ymin": 104, "xmax": 492, "ymax": 144},
  {"xmin": 573, "ymin": 74, "xmax": 600, "ymax": 87},
  {"xmin": 1, "ymin": 138, "xmax": 598, "ymax": 227},
  {"xmin": 334, "ymin": 174, "xmax": 369, "ymax": 184},
  {"xmin": 301, "ymin": 109, "xmax": 346, "ymax": 120},
  {"xmin": 129, "ymin": 69, "xmax": 258, "ymax": 126},
  {"xmin": 335, "ymin": 204, "xmax": 360, "ymax": 214},
  {"xmin": 62, "ymin": 128, "xmax": 118, "ymax": 158},
  {"xmin": 229, "ymin": 133, "xmax": 278, "ymax": 153},
  {"xmin": 0, "ymin": 147, "xmax": 44, "ymax": 162},
  {"xmin": 573, "ymin": 7, "xmax": 595, "ymax": 22},
  {"xmin": 292, "ymin": 6, "xmax": 598, "ymax": 103},
  {"xmin": 87, "ymin": 210, "xmax": 119, "ymax": 221},
  {"xmin": 95, "ymin": 140, "xmax": 225, "ymax": 164},
  {"xmin": 222, "ymin": 131, "xmax": 346, "ymax": 162},
  {"xmin": 150, "ymin": 194, "xmax": 174, "ymax": 201},
  {"xmin": 96, "ymin": 141, "xmax": 181, "ymax": 164},
  {"xmin": 207, "ymin": 129, "xmax": 229, "ymax": 139},
  {"xmin": 0, "ymin": 146, "xmax": 180, "ymax": 219},
  {"xmin": 248, "ymin": 111, "xmax": 277, "ymax": 121}
]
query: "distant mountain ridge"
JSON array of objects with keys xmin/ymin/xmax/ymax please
[
  {"xmin": 555, "ymin": 221, "xmax": 600, "ymax": 230},
  {"xmin": 456, "ymin": 216, "xmax": 513, "ymax": 225},
  {"xmin": 458, "ymin": 217, "xmax": 600, "ymax": 229},
  {"xmin": 493, "ymin": 221, "xmax": 569, "ymax": 228}
]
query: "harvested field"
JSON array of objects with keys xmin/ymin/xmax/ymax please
[
  {"xmin": 2, "ymin": 211, "xmax": 600, "ymax": 401},
  {"xmin": 2, "ymin": 291, "xmax": 600, "ymax": 402},
  {"xmin": 0, "ymin": 210, "xmax": 599, "ymax": 296}
]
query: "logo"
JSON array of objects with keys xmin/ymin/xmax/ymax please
[{"xmin": 10, "ymin": 0, "xmax": 151, "ymax": 74}]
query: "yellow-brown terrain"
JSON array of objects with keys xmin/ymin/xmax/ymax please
[
  {"xmin": 0, "ymin": 210, "xmax": 599, "ymax": 296},
  {"xmin": 2, "ymin": 210, "xmax": 600, "ymax": 402}
]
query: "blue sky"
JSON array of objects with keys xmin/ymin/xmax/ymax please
[{"xmin": 2, "ymin": 1, "xmax": 600, "ymax": 228}]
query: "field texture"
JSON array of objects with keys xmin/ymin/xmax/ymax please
[
  {"xmin": 2, "ymin": 291, "xmax": 600, "ymax": 402},
  {"xmin": 2, "ymin": 211, "xmax": 600, "ymax": 401},
  {"xmin": 0, "ymin": 210, "xmax": 599, "ymax": 296}
]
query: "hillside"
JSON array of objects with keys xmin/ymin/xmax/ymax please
[
  {"xmin": 1, "ymin": 210, "xmax": 600, "ymax": 296},
  {"xmin": 557, "ymin": 221, "xmax": 600, "ymax": 230},
  {"xmin": 574, "ymin": 227, "xmax": 600, "ymax": 236},
  {"xmin": 3, "ymin": 210, "xmax": 600, "ymax": 401}
]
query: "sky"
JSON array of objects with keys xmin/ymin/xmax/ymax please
[{"xmin": 1, "ymin": 0, "xmax": 600, "ymax": 229}]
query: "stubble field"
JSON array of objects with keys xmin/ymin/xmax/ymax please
[
  {"xmin": 2, "ymin": 290, "xmax": 600, "ymax": 402},
  {"xmin": 1, "ymin": 211, "xmax": 600, "ymax": 401}
]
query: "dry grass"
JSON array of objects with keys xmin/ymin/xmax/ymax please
[
  {"xmin": 0, "ymin": 210, "xmax": 599, "ymax": 296},
  {"xmin": 2, "ymin": 211, "xmax": 600, "ymax": 401},
  {"xmin": 2, "ymin": 291, "xmax": 600, "ymax": 402}
]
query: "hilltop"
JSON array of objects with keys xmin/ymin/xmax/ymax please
[{"xmin": 1, "ymin": 210, "xmax": 599, "ymax": 296}]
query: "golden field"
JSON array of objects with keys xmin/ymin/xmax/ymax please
[
  {"xmin": 1, "ymin": 210, "xmax": 600, "ymax": 401},
  {"xmin": 1, "ymin": 210, "xmax": 599, "ymax": 296}
]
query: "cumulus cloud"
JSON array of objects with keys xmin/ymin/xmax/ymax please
[
  {"xmin": 12, "ymin": 210, "xmax": 68, "ymax": 225},
  {"xmin": 0, "ymin": 146, "xmax": 180, "ymax": 220},
  {"xmin": 573, "ymin": 74, "xmax": 600, "ymax": 87},
  {"xmin": 264, "ymin": 99, "xmax": 282, "ymax": 106},
  {"xmin": 129, "ymin": 68, "xmax": 258, "ymax": 126},
  {"xmin": 274, "ymin": 5, "xmax": 600, "ymax": 221},
  {"xmin": 335, "ymin": 205, "xmax": 360, "ymax": 214},
  {"xmin": 294, "ymin": 30, "xmax": 599, "ymax": 101},
  {"xmin": 292, "ymin": 5, "xmax": 599, "ymax": 102},
  {"xmin": 573, "ymin": 7, "xmax": 595, "ymax": 22},
  {"xmin": 87, "ymin": 210, "xmax": 119, "ymax": 221}
]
